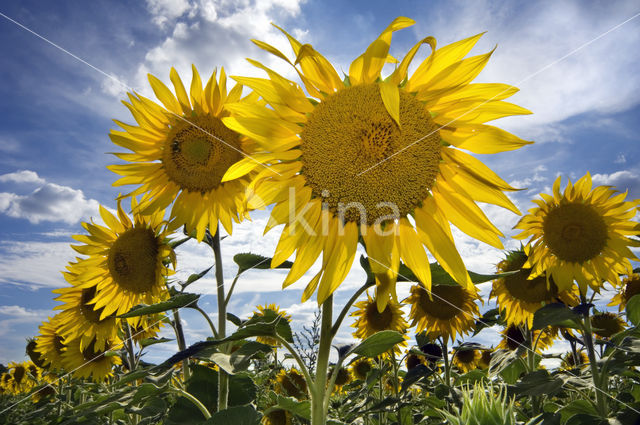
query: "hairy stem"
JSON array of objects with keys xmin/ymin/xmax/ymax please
[{"xmin": 311, "ymin": 296, "xmax": 333, "ymax": 425}]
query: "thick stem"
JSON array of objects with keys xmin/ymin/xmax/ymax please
[
  {"xmin": 526, "ymin": 327, "xmax": 541, "ymax": 416},
  {"xmin": 123, "ymin": 321, "xmax": 138, "ymax": 371},
  {"xmin": 172, "ymin": 308, "xmax": 190, "ymax": 381},
  {"xmin": 582, "ymin": 310, "xmax": 608, "ymax": 417},
  {"xmin": 172, "ymin": 388, "xmax": 212, "ymax": 419},
  {"xmin": 441, "ymin": 339, "xmax": 451, "ymax": 388},
  {"xmin": 312, "ymin": 296, "xmax": 333, "ymax": 425},
  {"xmin": 211, "ymin": 226, "xmax": 228, "ymax": 411}
]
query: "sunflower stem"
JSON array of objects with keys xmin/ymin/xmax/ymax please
[
  {"xmin": 330, "ymin": 281, "xmax": 374, "ymax": 338},
  {"xmin": 193, "ymin": 305, "xmax": 218, "ymax": 338},
  {"xmin": 223, "ymin": 274, "xmax": 240, "ymax": 307},
  {"xmin": 312, "ymin": 295, "xmax": 333, "ymax": 425},
  {"xmin": 123, "ymin": 321, "xmax": 138, "ymax": 371},
  {"xmin": 172, "ymin": 387, "xmax": 212, "ymax": 419},
  {"xmin": 581, "ymin": 306, "xmax": 608, "ymax": 417},
  {"xmin": 441, "ymin": 339, "xmax": 451, "ymax": 388},
  {"xmin": 211, "ymin": 226, "xmax": 229, "ymax": 412},
  {"xmin": 525, "ymin": 327, "xmax": 541, "ymax": 416},
  {"xmin": 171, "ymin": 308, "xmax": 190, "ymax": 381}
]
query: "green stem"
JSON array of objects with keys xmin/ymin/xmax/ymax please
[
  {"xmin": 172, "ymin": 308, "xmax": 190, "ymax": 381},
  {"xmin": 211, "ymin": 226, "xmax": 228, "ymax": 411},
  {"xmin": 123, "ymin": 321, "xmax": 138, "ymax": 371},
  {"xmin": 581, "ymin": 307, "xmax": 608, "ymax": 417},
  {"xmin": 172, "ymin": 388, "xmax": 212, "ymax": 419},
  {"xmin": 312, "ymin": 296, "xmax": 333, "ymax": 425},
  {"xmin": 442, "ymin": 339, "xmax": 451, "ymax": 388},
  {"xmin": 224, "ymin": 274, "xmax": 240, "ymax": 307},
  {"xmin": 526, "ymin": 327, "xmax": 541, "ymax": 416},
  {"xmin": 193, "ymin": 305, "xmax": 218, "ymax": 338}
]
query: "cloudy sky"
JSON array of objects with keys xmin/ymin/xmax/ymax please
[{"xmin": 0, "ymin": 0, "xmax": 639, "ymax": 366}]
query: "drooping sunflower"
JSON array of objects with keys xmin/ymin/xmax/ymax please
[
  {"xmin": 406, "ymin": 284, "xmax": 480, "ymax": 343},
  {"xmin": 274, "ymin": 367, "xmax": 308, "ymax": 400},
  {"xmin": 590, "ymin": 312, "xmax": 626, "ymax": 339},
  {"xmin": 609, "ymin": 273, "xmax": 640, "ymax": 312},
  {"xmin": 68, "ymin": 199, "xmax": 175, "ymax": 319},
  {"xmin": 252, "ymin": 304, "xmax": 291, "ymax": 346},
  {"xmin": 497, "ymin": 324, "xmax": 554, "ymax": 353},
  {"xmin": 6, "ymin": 361, "xmax": 36, "ymax": 394},
  {"xmin": 329, "ymin": 366, "xmax": 352, "ymax": 394},
  {"xmin": 60, "ymin": 336, "xmax": 122, "ymax": 381},
  {"xmin": 478, "ymin": 349, "xmax": 492, "ymax": 369},
  {"xmin": 222, "ymin": 17, "xmax": 531, "ymax": 309},
  {"xmin": 491, "ymin": 249, "xmax": 579, "ymax": 328},
  {"xmin": 26, "ymin": 338, "xmax": 47, "ymax": 369},
  {"xmin": 405, "ymin": 353, "xmax": 426, "ymax": 370},
  {"xmin": 350, "ymin": 357, "xmax": 374, "ymax": 381},
  {"xmin": 53, "ymin": 283, "xmax": 118, "ymax": 352},
  {"xmin": 514, "ymin": 173, "xmax": 640, "ymax": 294},
  {"xmin": 452, "ymin": 348, "xmax": 482, "ymax": 373},
  {"xmin": 262, "ymin": 409, "xmax": 292, "ymax": 425},
  {"xmin": 108, "ymin": 66, "xmax": 255, "ymax": 241},
  {"xmin": 351, "ymin": 292, "xmax": 408, "ymax": 354},
  {"xmin": 34, "ymin": 315, "xmax": 67, "ymax": 372},
  {"xmin": 560, "ymin": 350, "xmax": 589, "ymax": 370}
]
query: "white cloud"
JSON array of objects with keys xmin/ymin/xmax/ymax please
[
  {"xmin": 146, "ymin": 0, "xmax": 193, "ymax": 27},
  {"xmin": 0, "ymin": 241, "xmax": 74, "ymax": 289},
  {"xmin": 592, "ymin": 169, "xmax": 640, "ymax": 198},
  {"xmin": 0, "ymin": 170, "xmax": 101, "ymax": 224},
  {"xmin": 615, "ymin": 153, "xmax": 627, "ymax": 164},
  {"xmin": 0, "ymin": 305, "xmax": 52, "ymax": 337}
]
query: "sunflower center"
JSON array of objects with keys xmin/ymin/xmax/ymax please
[
  {"xmin": 500, "ymin": 253, "xmax": 558, "ymax": 303},
  {"xmin": 365, "ymin": 301, "xmax": 394, "ymax": 331},
  {"xmin": 13, "ymin": 366, "xmax": 25, "ymax": 383},
  {"xmin": 505, "ymin": 325, "xmax": 526, "ymax": 351},
  {"xmin": 334, "ymin": 367, "xmax": 351, "ymax": 386},
  {"xmin": 300, "ymin": 84, "xmax": 441, "ymax": 224},
  {"xmin": 542, "ymin": 202, "xmax": 608, "ymax": 263},
  {"xmin": 417, "ymin": 285, "xmax": 466, "ymax": 320},
  {"xmin": 280, "ymin": 370, "xmax": 307, "ymax": 399},
  {"xmin": 108, "ymin": 227, "xmax": 159, "ymax": 294},
  {"xmin": 54, "ymin": 335, "xmax": 65, "ymax": 354},
  {"xmin": 353, "ymin": 360, "xmax": 372, "ymax": 379},
  {"xmin": 623, "ymin": 275, "xmax": 640, "ymax": 303},
  {"xmin": 80, "ymin": 286, "xmax": 106, "ymax": 323},
  {"xmin": 81, "ymin": 340, "xmax": 106, "ymax": 362},
  {"xmin": 162, "ymin": 115, "xmax": 243, "ymax": 193},
  {"xmin": 591, "ymin": 313, "xmax": 624, "ymax": 338},
  {"xmin": 265, "ymin": 410, "xmax": 288, "ymax": 425},
  {"xmin": 456, "ymin": 349, "xmax": 476, "ymax": 364}
]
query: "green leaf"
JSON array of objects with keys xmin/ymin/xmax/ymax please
[
  {"xmin": 558, "ymin": 400, "xmax": 599, "ymax": 423},
  {"xmin": 400, "ymin": 364, "xmax": 432, "ymax": 392},
  {"xmin": 227, "ymin": 313, "xmax": 243, "ymax": 326},
  {"xmin": 532, "ymin": 303, "xmax": 580, "ymax": 331},
  {"xmin": 396, "ymin": 261, "xmax": 516, "ymax": 286},
  {"xmin": 349, "ymin": 331, "xmax": 404, "ymax": 357},
  {"xmin": 205, "ymin": 405, "xmax": 261, "ymax": 425},
  {"xmin": 626, "ymin": 294, "xmax": 640, "ymax": 326},
  {"xmin": 119, "ymin": 293, "xmax": 200, "ymax": 318},
  {"xmin": 513, "ymin": 370, "xmax": 565, "ymax": 396},
  {"xmin": 182, "ymin": 266, "xmax": 213, "ymax": 288},
  {"xmin": 140, "ymin": 337, "xmax": 173, "ymax": 348},
  {"xmin": 229, "ymin": 341, "xmax": 273, "ymax": 371},
  {"xmin": 273, "ymin": 395, "xmax": 311, "ymax": 420},
  {"xmin": 233, "ymin": 253, "xmax": 293, "ymax": 274}
]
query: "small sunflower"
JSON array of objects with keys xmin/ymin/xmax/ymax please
[
  {"xmin": 7, "ymin": 362, "xmax": 36, "ymax": 394},
  {"xmin": 252, "ymin": 304, "xmax": 291, "ymax": 346},
  {"xmin": 68, "ymin": 198, "xmax": 175, "ymax": 319},
  {"xmin": 419, "ymin": 343, "xmax": 444, "ymax": 366},
  {"xmin": 127, "ymin": 313, "xmax": 166, "ymax": 343},
  {"xmin": 61, "ymin": 336, "xmax": 122, "ymax": 381},
  {"xmin": 406, "ymin": 353, "xmax": 426, "ymax": 370},
  {"xmin": 514, "ymin": 174, "xmax": 640, "ymax": 294},
  {"xmin": 53, "ymin": 283, "xmax": 118, "ymax": 352},
  {"xmin": 35, "ymin": 315, "xmax": 67, "ymax": 372},
  {"xmin": 491, "ymin": 249, "xmax": 578, "ymax": 328},
  {"xmin": 590, "ymin": 312, "xmax": 626, "ymax": 338},
  {"xmin": 1, "ymin": 373, "xmax": 13, "ymax": 395},
  {"xmin": 223, "ymin": 17, "xmax": 531, "ymax": 309},
  {"xmin": 560, "ymin": 350, "xmax": 589, "ymax": 370},
  {"xmin": 497, "ymin": 324, "xmax": 554, "ymax": 353},
  {"xmin": 452, "ymin": 348, "xmax": 482, "ymax": 373},
  {"xmin": 351, "ymin": 292, "xmax": 408, "ymax": 354},
  {"xmin": 108, "ymin": 66, "xmax": 256, "ymax": 241},
  {"xmin": 350, "ymin": 357, "xmax": 374, "ymax": 381},
  {"xmin": 329, "ymin": 366, "xmax": 352, "ymax": 394},
  {"xmin": 262, "ymin": 409, "xmax": 292, "ymax": 425},
  {"xmin": 274, "ymin": 367, "xmax": 307, "ymax": 400},
  {"xmin": 406, "ymin": 284, "xmax": 480, "ymax": 343},
  {"xmin": 609, "ymin": 273, "xmax": 640, "ymax": 312},
  {"xmin": 478, "ymin": 349, "xmax": 492, "ymax": 369}
]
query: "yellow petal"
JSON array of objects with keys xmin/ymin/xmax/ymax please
[
  {"xmin": 397, "ymin": 218, "xmax": 431, "ymax": 289},
  {"xmin": 169, "ymin": 67, "xmax": 192, "ymax": 113},
  {"xmin": 379, "ymin": 81, "xmax": 400, "ymax": 127}
]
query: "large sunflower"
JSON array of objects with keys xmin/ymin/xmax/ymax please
[
  {"xmin": 515, "ymin": 174, "xmax": 640, "ymax": 294},
  {"xmin": 609, "ymin": 273, "xmax": 640, "ymax": 312},
  {"xmin": 108, "ymin": 66, "xmax": 254, "ymax": 241},
  {"xmin": 222, "ymin": 17, "xmax": 531, "ymax": 309},
  {"xmin": 406, "ymin": 284, "xmax": 479, "ymax": 343},
  {"xmin": 351, "ymin": 292, "xmax": 408, "ymax": 354},
  {"xmin": 53, "ymin": 282, "xmax": 118, "ymax": 352},
  {"xmin": 61, "ymin": 336, "xmax": 122, "ymax": 381},
  {"xmin": 491, "ymin": 249, "xmax": 578, "ymax": 328},
  {"xmin": 68, "ymin": 199, "xmax": 175, "ymax": 319},
  {"xmin": 34, "ymin": 315, "xmax": 67, "ymax": 372}
]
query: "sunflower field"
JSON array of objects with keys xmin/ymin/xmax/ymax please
[{"xmin": 2, "ymin": 16, "xmax": 640, "ymax": 425}]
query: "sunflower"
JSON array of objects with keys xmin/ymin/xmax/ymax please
[
  {"xmin": 274, "ymin": 367, "xmax": 308, "ymax": 400},
  {"xmin": 590, "ymin": 312, "xmax": 626, "ymax": 338},
  {"xmin": 560, "ymin": 350, "xmax": 589, "ymax": 370},
  {"xmin": 420, "ymin": 343, "xmax": 444, "ymax": 366},
  {"xmin": 1, "ymin": 373, "xmax": 13, "ymax": 394},
  {"xmin": 497, "ymin": 324, "xmax": 554, "ymax": 353},
  {"xmin": 68, "ymin": 198, "xmax": 175, "ymax": 319},
  {"xmin": 35, "ymin": 315, "xmax": 67, "ymax": 372},
  {"xmin": 252, "ymin": 304, "xmax": 291, "ymax": 346},
  {"xmin": 127, "ymin": 313, "xmax": 166, "ymax": 343},
  {"xmin": 351, "ymin": 292, "xmax": 408, "ymax": 354},
  {"xmin": 53, "ymin": 282, "xmax": 118, "ymax": 352},
  {"xmin": 262, "ymin": 409, "xmax": 292, "ymax": 425},
  {"xmin": 329, "ymin": 366, "xmax": 352, "ymax": 394},
  {"xmin": 514, "ymin": 173, "xmax": 640, "ymax": 294},
  {"xmin": 222, "ymin": 17, "xmax": 530, "ymax": 309},
  {"xmin": 7, "ymin": 362, "xmax": 36, "ymax": 394},
  {"xmin": 609, "ymin": 273, "xmax": 640, "ymax": 312},
  {"xmin": 406, "ymin": 284, "xmax": 480, "ymax": 343},
  {"xmin": 406, "ymin": 353, "xmax": 426, "ymax": 370},
  {"xmin": 452, "ymin": 348, "xmax": 482, "ymax": 373},
  {"xmin": 350, "ymin": 357, "xmax": 374, "ymax": 380},
  {"xmin": 26, "ymin": 338, "xmax": 47, "ymax": 369},
  {"xmin": 491, "ymin": 249, "xmax": 579, "ymax": 328},
  {"xmin": 478, "ymin": 349, "xmax": 492, "ymax": 369},
  {"xmin": 108, "ymin": 66, "xmax": 255, "ymax": 241},
  {"xmin": 61, "ymin": 336, "xmax": 122, "ymax": 381}
]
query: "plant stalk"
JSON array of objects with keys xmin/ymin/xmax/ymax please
[
  {"xmin": 311, "ymin": 295, "xmax": 333, "ymax": 425},
  {"xmin": 581, "ymin": 309, "xmax": 608, "ymax": 417},
  {"xmin": 211, "ymin": 225, "xmax": 228, "ymax": 412},
  {"xmin": 172, "ymin": 308, "xmax": 190, "ymax": 381}
]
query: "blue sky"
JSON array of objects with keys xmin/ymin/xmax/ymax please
[{"xmin": 0, "ymin": 0, "xmax": 639, "ymax": 366}]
